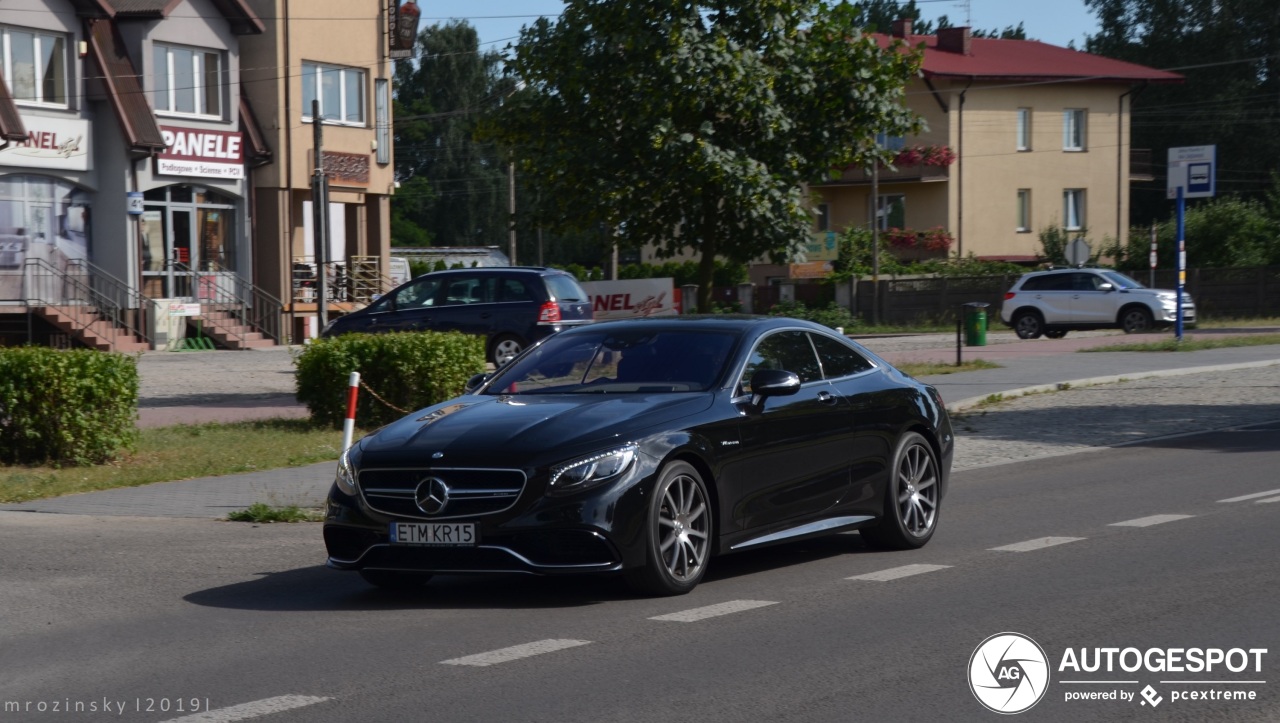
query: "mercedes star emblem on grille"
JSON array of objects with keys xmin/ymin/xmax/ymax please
[{"xmin": 415, "ymin": 477, "xmax": 450, "ymax": 515}]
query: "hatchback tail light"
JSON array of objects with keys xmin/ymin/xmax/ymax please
[
  {"xmin": 1003, "ymin": 292, "xmax": 1016, "ymax": 301},
  {"xmin": 538, "ymin": 301, "xmax": 562, "ymax": 324}
]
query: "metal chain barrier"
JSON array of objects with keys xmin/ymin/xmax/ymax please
[{"xmin": 358, "ymin": 378, "xmax": 412, "ymax": 415}]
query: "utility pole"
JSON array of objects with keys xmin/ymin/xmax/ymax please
[
  {"xmin": 508, "ymin": 160, "xmax": 517, "ymax": 265},
  {"xmin": 312, "ymin": 99, "xmax": 329, "ymax": 330}
]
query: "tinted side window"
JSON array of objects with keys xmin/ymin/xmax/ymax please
[
  {"xmin": 809, "ymin": 333, "xmax": 874, "ymax": 378},
  {"xmin": 739, "ymin": 331, "xmax": 822, "ymax": 393},
  {"xmin": 499, "ymin": 277, "xmax": 535, "ymax": 303},
  {"xmin": 440, "ymin": 276, "xmax": 495, "ymax": 306},
  {"xmin": 391, "ymin": 278, "xmax": 441, "ymax": 309},
  {"xmin": 1020, "ymin": 276, "xmax": 1047, "ymax": 291}
]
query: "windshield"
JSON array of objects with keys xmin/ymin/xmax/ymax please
[
  {"xmin": 1101, "ymin": 271, "xmax": 1146, "ymax": 289},
  {"xmin": 484, "ymin": 329, "xmax": 737, "ymax": 395}
]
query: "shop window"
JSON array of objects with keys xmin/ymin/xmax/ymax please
[
  {"xmin": 154, "ymin": 43, "xmax": 223, "ymax": 118},
  {"xmin": 0, "ymin": 174, "xmax": 91, "ymax": 275},
  {"xmin": 302, "ymin": 62, "xmax": 365, "ymax": 126},
  {"xmin": 1, "ymin": 26, "xmax": 68, "ymax": 106}
]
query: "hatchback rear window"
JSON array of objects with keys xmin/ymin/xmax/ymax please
[{"xmin": 543, "ymin": 274, "xmax": 588, "ymax": 302}]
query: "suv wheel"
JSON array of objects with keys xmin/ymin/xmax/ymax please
[
  {"xmin": 1120, "ymin": 306, "xmax": 1154, "ymax": 334},
  {"xmin": 1013, "ymin": 310, "xmax": 1044, "ymax": 340},
  {"xmin": 490, "ymin": 334, "xmax": 526, "ymax": 366}
]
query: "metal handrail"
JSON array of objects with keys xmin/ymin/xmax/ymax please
[
  {"xmin": 65, "ymin": 258, "xmax": 153, "ymax": 343},
  {"xmin": 168, "ymin": 260, "xmax": 288, "ymax": 345},
  {"xmin": 23, "ymin": 258, "xmax": 152, "ymax": 347}
]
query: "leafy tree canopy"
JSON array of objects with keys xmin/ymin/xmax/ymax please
[
  {"xmin": 1085, "ymin": 0, "xmax": 1280, "ymax": 223},
  {"xmin": 853, "ymin": 0, "xmax": 1026, "ymax": 39},
  {"xmin": 481, "ymin": 0, "xmax": 923, "ymax": 308},
  {"xmin": 392, "ymin": 22, "xmax": 517, "ymax": 247}
]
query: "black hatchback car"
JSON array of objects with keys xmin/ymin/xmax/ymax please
[
  {"xmin": 320, "ymin": 267, "xmax": 593, "ymax": 365},
  {"xmin": 324, "ymin": 316, "xmax": 954, "ymax": 596}
]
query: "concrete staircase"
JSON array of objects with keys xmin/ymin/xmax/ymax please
[
  {"xmin": 195, "ymin": 306, "xmax": 277, "ymax": 349},
  {"xmin": 34, "ymin": 305, "xmax": 150, "ymax": 353}
]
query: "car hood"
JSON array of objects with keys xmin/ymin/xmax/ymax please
[{"xmin": 357, "ymin": 393, "xmax": 715, "ymax": 466}]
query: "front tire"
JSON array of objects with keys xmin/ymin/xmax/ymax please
[
  {"xmin": 625, "ymin": 461, "xmax": 711, "ymax": 596},
  {"xmin": 1013, "ymin": 310, "xmax": 1044, "ymax": 339},
  {"xmin": 861, "ymin": 432, "xmax": 941, "ymax": 550},
  {"xmin": 1120, "ymin": 307, "xmax": 1154, "ymax": 334}
]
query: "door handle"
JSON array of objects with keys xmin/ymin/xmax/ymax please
[{"xmin": 817, "ymin": 391, "xmax": 837, "ymax": 405}]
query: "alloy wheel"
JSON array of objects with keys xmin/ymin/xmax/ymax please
[
  {"xmin": 656, "ymin": 472, "xmax": 710, "ymax": 582},
  {"xmin": 895, "ymin": 443, "xmax": 938, "ymax": 538}
]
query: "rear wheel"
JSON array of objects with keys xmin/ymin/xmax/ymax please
[
  {"xmin": 861, "ymin": 432, "xmax": 941, "ymax": 550},
  {"xmin": 1044, "ymin": 330, "xmax": 1068, "ymax": 339},
  {"xmin": 1013, "ymin": 310, "xmax": 1044, "ymax": 339},
  {"xmin": 626, "ymin": 461, "xmax": 711, "ymax": 596},
  {"xmin": 359, "ymin": 570, "xmax": 433, "ymax": 590},
  {"xmin": 1120, "ymin": 307, "xmax": 1154, "ymax": 334},
  {"xmin": 489, "ymin": 334, "xmax": 526, "ymax": 366}
]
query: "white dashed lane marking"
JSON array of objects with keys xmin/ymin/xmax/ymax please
[
  {"xmin": 440, "ymin": 639, "xmax": 591, "ymax": 667},
  {"xmin": 846, "ymin": 564, "xmax": 952, "ymax": 581},
  {"xmin": 990, "ymin": 537, "xmax": 1085, "ymax": 552},
  {"xmin": 1109, "ymin": 514, "xmax": 1194, "ymax": 527},
  {"xmin": 1256, "ymin": 495, "xmax": 1280, "ymax": 504},
  {"xmin": 1218, "ymin": 488, "xmax": 1280, "ymax": 503},
  {"xmin": 649, "ymin": 600, "xmax": 778, "ymax": 622},
  {"xmin": 160, "ymin": 696, "xmax": 330, "ymax": 723}
]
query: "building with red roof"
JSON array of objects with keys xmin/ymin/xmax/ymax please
[{"xmin": 805, "ymin": 19, "xmax": 1182, "ymax": 265}]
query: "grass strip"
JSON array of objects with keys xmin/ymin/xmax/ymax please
[
  {"xmin": 0, "ymin": 418, "xmax": 356, "ymax": 504},
  {"xmin": 1079, "ymin": 334, "xmax": 1280, "ymax": 353}
]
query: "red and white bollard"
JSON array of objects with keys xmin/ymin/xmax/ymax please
[{"xmin": 341, "ymin": 371, "xmax": 360, "ymax": 452}]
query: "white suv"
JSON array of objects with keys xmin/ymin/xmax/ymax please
[{"xmin": 999, "ymin": 268, "xmax": 1196, "ymax": 339}]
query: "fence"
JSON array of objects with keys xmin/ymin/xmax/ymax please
[{"xmin": 715, "ymin": 265, "xmax": 1280, "ymax": 324}]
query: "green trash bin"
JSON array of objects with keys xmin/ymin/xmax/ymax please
[{"xmin": 963, "ymin": 302, "xmax": 989, "ymax": 346}]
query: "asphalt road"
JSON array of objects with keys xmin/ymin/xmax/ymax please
[{"xmin": 2, "ymin": 422, "xmax": 1277, "ymax": 722}]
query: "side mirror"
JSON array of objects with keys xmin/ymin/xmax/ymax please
[
  {"xmin": 749, "ymin": 369, "xmax": 801, "ymax": 406},
  {"xmin": 1097, "ymin": 282, "xmax": 1115, "ymax": 292},
  {"xmin": 464, "ymin": 373, "xmax": 491, "ymax": 393}
]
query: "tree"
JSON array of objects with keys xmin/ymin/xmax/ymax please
[
  {"xmin": 481, "ymin": 0, "xmax": 922, "ymax": 310},
  {"xmin": 853, "ymin": 1, "xmax": 1026, "ymax": 39},
  {"xmin": 1085, "ymin": 0, "xmax": 1280, "ymax": 224},
  {"xmin": 392, "ymin": 22, "xmax": 517, "ymax": 247}
]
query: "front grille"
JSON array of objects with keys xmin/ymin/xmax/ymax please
[{"xmin": 359, "ymin": 467, "xmax": 526, "ymax": 520}]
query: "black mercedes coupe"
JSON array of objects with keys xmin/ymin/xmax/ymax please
[{"xmin": 324, "ymin": 316, "xmax": 954, "ymax": 596}]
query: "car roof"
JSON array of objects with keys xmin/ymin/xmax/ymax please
[
  {"xmin": 416, "ymin": 266, "xmax": 570, "ymax": 277},
  {"xmin": 559, "ymin": 315, "xmax": 832, "ymax": 334}
]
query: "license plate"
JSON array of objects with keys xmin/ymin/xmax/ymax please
[{"xmin": 390, "ymin": 522, "xmax": 477, "ymax": 546}]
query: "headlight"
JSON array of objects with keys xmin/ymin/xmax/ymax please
[
  {"xmin": 548, "ymin": 445, "xmax": 637, "ymax": 496},
  {"xmin": 335, "ymin": 449, "xmax": 358, "ymax": 496}
]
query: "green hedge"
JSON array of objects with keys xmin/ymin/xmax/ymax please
[
  {"xmin": 0, "ymin": 347, "xmax": 139, "ymax": 466},
  {"xmin": 295, "ymin": 331, "xmax": 487, "ymax": 429}
]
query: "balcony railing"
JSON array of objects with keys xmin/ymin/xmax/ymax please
[
  {"xmin": 815, "ymin": 163, "xmax": 950, "ymax": 186},
  {"xmin": 1130, "ymin": 148, "xmax": 1154, "ymax": 182}
]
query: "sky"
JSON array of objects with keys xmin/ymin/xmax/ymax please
[{"xmin": 416, "ymin": 0, "xmax": 1104, "ymax": 56}]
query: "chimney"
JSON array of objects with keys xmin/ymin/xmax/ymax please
[
  {"xmin": 937, "ymin": 26, "xmax": 972, "ymax": 55},
  {"xmin": 891, "ymin": 18, "xmax": 913, "ymax": 38}
]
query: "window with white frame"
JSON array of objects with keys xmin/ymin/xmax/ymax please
[
  {"xmin": 302, "ymin": 62, "xmax": 365, "ymax": 125},
  {"xmin": 1016, "ymin": 108, "xmax": 1031, "ymax": 151},
  {"xmin": 1, "ymin": 26, "xmax": 68, "ymax": 106},
  {"xmin": 875, "ymin": 194, "xmax": 905, "ymax": 230},
  {"xmin": 1063, "ymin": 189, "xmax": 1085, "ymax": 230},
  {"xmin": 375, "ymin": 78, "xmax": 390, "ymax": 164},
  {"xmin": 1016, "ymin": 189, "xmax": 1031, "ymax": 232},
  {"xmin": 1063, "ymin": 109, "xmax": 1086, "ymax": 151},
  {"xmin": 153, "ymin": 43, "xmax": 223, "ymax": 117}
]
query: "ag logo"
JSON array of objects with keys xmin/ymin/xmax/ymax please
[{"xmin": 968, "ymin": 632, "xmax": 1050, "ymax": 714}]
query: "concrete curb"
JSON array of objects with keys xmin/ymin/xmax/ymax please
[{"xmin": 946, "ymin": 358, "xmax": 1280, "ymax": 414}]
